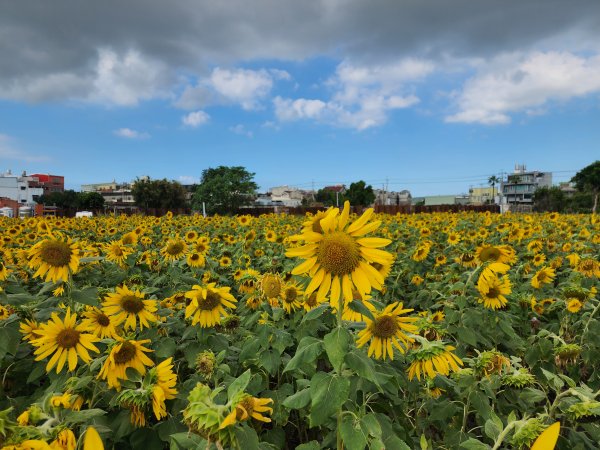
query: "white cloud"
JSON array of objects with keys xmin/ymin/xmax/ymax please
[
  {"xmin": 446, "ymin": 51, "xmax": 600, "ymax": 124},
  {"xmin": 273, "ymin": 58, "xmax": 430, "ymax": 130},
  {"xmin": 182, "ymin": 110, "xmax": 210, "ymax": 128},
  {"xmin": 176, "ymin": 67, "xmax": 291, "ymax": 110},
  {"xmin": 178, "ymin": 175, "xmax": 200, "ymax": 184},
  {"xmin": 113, "ymin": 128, "xmax": 150, "ymax": 139},
  {"xmin": 0, "ymin": 134, "xmax": 49, "ymax": 162},
  {"xmin": 90, "ymin": 48, "xmax": 171, "ymax": 106},
  {"xmin": 229, "ymin": 124, "xmax": 253, "ymax": 138}
]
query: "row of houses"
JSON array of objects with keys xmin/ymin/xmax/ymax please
[{"xmin": 0, "ymin": 170, "xmax": 64, "ymax": 217}]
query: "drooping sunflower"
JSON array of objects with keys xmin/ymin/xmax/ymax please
[
  {"xmin": 80, "ymin": 307, "xmax": 120, "ymax": 339},
  {"xmin": 258, "ymin": 273, "xmax": 284, "ymax": 300},
  {"xmin": 219, "ymin": 395, "xmax": 273, "ymax": 429},
  {"xmin": 184, "ymin": 283, "xmax": 237, "ymax": 328},
  {"xmin": 286, "ymin": 202, "xmax": 393, "ymax": 304},
  {"xmin": 19, "ymin": 318, "xmax": 42, "ymax": 342},
  {"xmin": 150, "ymin": 357, "xmax": 178, "ymax": 420},
  {"xmin": 477, "ymin": 269, "xmax": 511, "ymax": 310},
  {"xmin": 27, "ymin": 236, "xmax": 80, "ymax": 283},
  {"xmin": 98, "ymin": 338, "xmax": 154, "ymax": 390},
  {"xmin": 356, "ymin": 302, "xmax": 417, "ymax": 360},
  {"xmin": 160, "ymin": 238, "xmax": 188, "ymax": 262},
  {"xmin": 566, "ymin": 298, "xmax": 583, "ymax": 313},
  {"xmin": 31, "ymin": 308, "xmax": 100, "ymax": 374},
  {"xmin": 407, "ymin": 342, "xmax": 464, "ymax": 381},
  {"xmin": 576, "ymin": 258, "xmax": 600, "ymax": 278},
  {"xmin": 102, "ymin": 285, "xmax": 158, "ymax": 331},
  {"xmin": 531, "ymin": 266, "xmax": 556, "ymax": 289},
  {"xmin": 476, "ymin": 244, "xmax": 516, "ymax": 265}
]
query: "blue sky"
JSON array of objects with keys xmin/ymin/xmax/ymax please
[{"xmin": 1, "ymin": 1, "xmax": 599, "ymax": 196}]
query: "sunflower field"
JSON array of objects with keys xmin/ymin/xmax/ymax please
[{"xmin": 0, "ymin": 205, "xmax": 599, "ymax": 450}]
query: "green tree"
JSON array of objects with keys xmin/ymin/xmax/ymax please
[
  {"xmin": 315, "ymin": 188, "xmax": 339, "ymax": 207},
  {"xmin": 571, "ymin": 160, "xmax": 600, "ymax": 214},
  {"xmin": 77, "ymin": 192, "xmax": 105, "ymax": 210},
  {"xmin": 488, "ymin": 175, "xmax": 500, "ymax": 204},
  {"xmin": 192, "ymin": 166, "xmax": 258, "ymax": 215},
  {"xmin": 345, "ymin": 180, "xmax": 375, "ymax": 206},
  {"xmin": 132, "ymin": 178, "xmax": 188, "ymax": 210},
  {"xmin": 533, "ymin": 186, "xmax": 566, "ymax": 212}
]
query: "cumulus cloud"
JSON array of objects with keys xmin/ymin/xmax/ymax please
[
  {"xmin": 113, "ymin": 128, "xmax": 150, "ymax": 139},
  {"xmin": 446, "ymin": 51, "xmax": 600, "ymax": 124},
  {"xmin": 176, "ymin": 67, "xmax": 290, "ymax": 110},
  {"xmin": 274, "ymin": 58, "xmax": 430, "ymax": 130},
  {"xmin": 2, "ymin": 1, "xmax": 598, "ymax": 106},
  {"xmin": 182, "ymin": 110, "xmax": 210, "ymax": 127}
]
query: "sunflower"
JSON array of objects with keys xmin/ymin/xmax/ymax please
[
  {"xmin": 185, "ymin": 230, "xmax": 198, "ymax": 242},
  {"xmin": 566, "ymin": 299, "xmax": 583, "ymax": 313},
  {"xmin": 219, "ymin": 395, "xmax": 273, "ymax": 429},
  {"xmin": 20, "ymin": 318, "xmax": 43, "ymax": 342},
  {"xmin": 80, "ymin": 307, "xmax": 120, "ymax": 339},
  {"xmin": 98, "ymin": 338, "xmax": 154, "ymax": 390},
  {"xmin": 27, "ymin": 236, "xmax": 80, "ymax": 283},
  {"xmin": 477, "ymin": 269, "xmax": 511, "ymax": 309},
  {"xmin": 576, "ymin": 258, "xmax": 600, "ymax": 278},
  {"xmin": 447, "ymin": 232, "xmax": 461, "ymax": 245},
  {"xmin": 334, "ymin": 290, "xmax": 377, "ymax": 322},
  {"xmin": 31, "ymin": 308, "xmax": 100, "ymax": 374},
  {"xmin": 237, "ymin": 215, "xmax": 252, "ymax": 226},
  {"xmin": 265, "ymin": 230, "xmax": 277, "ymax": 242},
  {"xmin": 83, "ymin": 426, "xmax": 104, "ymax": 450},
  {"xmin": 412, "ymin": 244, "xmax": 430, "ymax": 262},
  {"xmin": 0, "ymin": 261, "xmax": 10, "ymax": 280},
  {"xmin": 160, "ymin": 238, "xmax": 187, "ymax": 262},
  {"xmin": 457, "ymin": 252, "xmax": 478, "ymax": 268},
  {"xmin": 356, "ymin": 302, "xmax": 417, "ymax": 360},
  {"xmin": 407, "ymin": 342, "xmax": 463, "ymax": 381},
  {"xmin": 531, "ymin": 266, "xmax": 556, "ymax": 289},
  {"xmin": 258, "ymin": 273, "xmax": 284, "ymax": 300},
  {"xmin": 50, "ymin": 429, "xmax": 77, "ymax": 450},
  {"xmin": 150, "ymin": 357, "xmax": 178, "ymax": 420},
  {"xmin": 411, "ymin": 274, "xmax": 424, "ymax": 286},
  {"xmin": 219, "ymin": 256, "xmax": 232, "ymax": 267},
  {"xmin": 0, "ymin": 304, "xmax": 11, "ymax": 321},
  {"xmin": 286, "ymin": 202, "xmax": 393, "ymax": 304},
  {"xmin": 102, "ymin": 285, "xmax": 158, "ymax": 331},
  {"xmin": 476, "ymin": 244, "xmax": 516, "ymax": 265},
  {"xmin": 186, "ymin": 252, "xmax": 206, "ymax": 268},
  {"xmin": 185, "ymin": 283, "xmax": 237, "ymax": 328},
  {"xmin": 103, "ymin": 240, "xmax": 133, "ymax": 266},
  {"xmin": 281, "ymin": 282, "xmax": 304, "ymax": 313}
]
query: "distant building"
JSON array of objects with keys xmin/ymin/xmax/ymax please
[
  {"xmin": 501, "ymin": 165, "xmax": 552, "ymax": 207},
  {"xmin": 0, "ymin": 170, "xmax": 44, "ymax": 205},
  {"xmin": 29, "ymin": 173, "xmax": 64, "ymax": 194},
  {"xmin": 469, "ymin": 186, "xmax": 496, "ymax": 205},
  {"xmin": 374, "ymin": 189, "xmax": 412, "ymax": 206},
  {"xmin": 412, "ymin": 195, "xmax": 469, "ymax": 206},
  {"xmin": 269, "ymin": 185, "xmax": 305, "ymax": 207},
  {"xmin": 81, "ymin": 180, "xmax": 135, "ymax": 205},
  {"xmin": 558, "ymin": 182, "xmax": 577, "ymax": 197}
]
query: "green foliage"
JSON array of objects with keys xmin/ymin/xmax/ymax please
[
  {"xmin": 571, "ymin": 160, "xmax": 600, "ymax": 213},
  {"xmin": 192, "ymin": 166, "xmax": 258, "ymax": 215},
  {"xmin": 345, "ymin": 180, "xmax": 375, "ymax": 207},
  {"xmin": 131, "ymin": 177, "xmax": 188, "ymax": 210},
  {"xmin": 38, "ymin": 189, "xmax": 105, "ymax": 210}
]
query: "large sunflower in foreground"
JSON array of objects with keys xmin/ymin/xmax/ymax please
[
  {"xmin": 102, "ymin": 285, "xmax": 158, "ymax": 331},
  {"xmin": 286, "ymin": 201, "xmax": 393, "ymax": 304},
  {"xmin": 356, "ymin": 302, "xmax": 417, "ymax": 360},
  {"xmin": 31, "ymin": 308, "xmax": 99, "ymax": 374},
  {"xmin": 98, "ymin": 338, "xmax": 154, "ymax": 390},
  {"xmin": 185, "ymin": 283, "xmax": 237, "ymax": 328},
  {"xmin": 27, "ymin": 236, "xmax": 80, "ymax": 283}
]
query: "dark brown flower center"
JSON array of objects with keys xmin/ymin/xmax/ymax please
[
  {"xmin": 305, "ymin": 293, "xmax": 318, "ymax": 307},
  {"xmin": 198, "ymin": 291, "xmax": 222, "ymax": 311},
  {"xmin": 283, "ymin": 287, "xmax": 297, "ymax": 303},
  {"xmin": 166, "ymin": 242, "xmax": 184, "ymax": 255},
  {"xmin": 479, "ymin": 247, "xmax": 501, "ymax": 262},
  {"xmin": 96, "ymin": 313, "xmax": 111, "ymax": 327},
  {"xmin": 114, "ymin": 341, "xmax": 137, "ymax": 364},
  {"xmin": 40, "ymin": 241, "xmax": 72, "ymax": 267},
  {"xmin": 372, "ymin": 315, "xmax": 398, "ymax": 339},
  {"xmin": 317, "ymin": 231, "xmax": 360, "ymax": 276},
  {"xmin": 57, "ymin": 328, "xmax": 80, "ymax": 348},
  {"xmin": 487, "ymin": 287, "xmax": 500, "ymax": 299},
  {"xmin": 121, "ymin": 295, "xmax": 145, "ymax": 313}
]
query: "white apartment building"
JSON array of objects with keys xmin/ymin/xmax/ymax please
[{"xmin": 0, "ymin": 170, "xmax": 44, "ymax": 204}]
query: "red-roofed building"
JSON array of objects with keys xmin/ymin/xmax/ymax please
[{"xmin": 29, "ymin": 174, "xmax": 64, "ymax": 194}]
